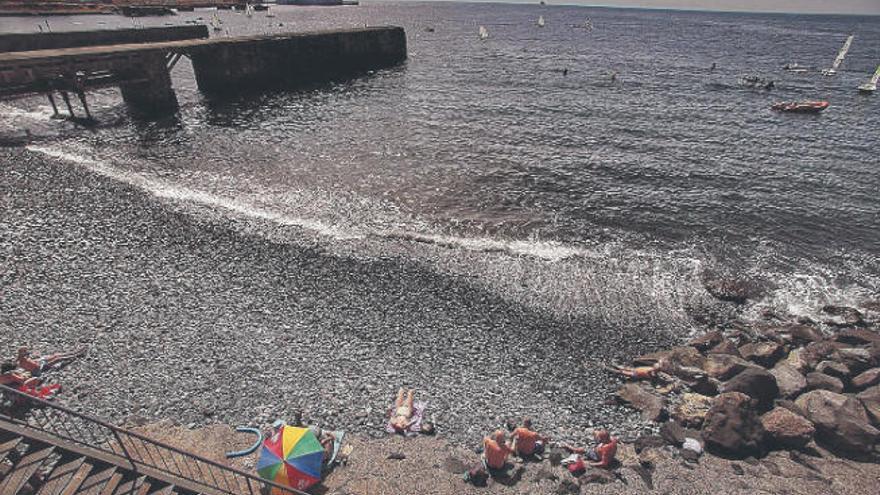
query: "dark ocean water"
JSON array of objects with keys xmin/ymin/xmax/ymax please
[{"xmin": 2, "ymin": 1, "xmax": 879, "ymax": 332}]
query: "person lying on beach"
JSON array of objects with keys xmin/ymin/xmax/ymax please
[
  {"xmin": 482, "ymin": 430, "xmax": 514, "ymax": 471},
  {"xmin": 605, "ymin": 359, "xmax": 667, "ymax": 381},
  {"xmin": 561, "ymin": 429, "xmax": 618, "ymax": 469},
  {"xmin": 511, "ymin": 418, "xmax": 549, "ymax": 457},
  {"xmin": 17, "ymin": 346, "xmax": 85, "ymax": 377},
  {"xmin": 0, "ymin": 362, "xmax": 40, "ymax": 388},
  {"xmin": 389, "ymin": 388, "xmax": 417, "ymax": 433}
]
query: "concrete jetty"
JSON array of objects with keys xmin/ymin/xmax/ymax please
[{"xmin": 0, "ymin": 26, "xmax": 406, "ymax": 118}]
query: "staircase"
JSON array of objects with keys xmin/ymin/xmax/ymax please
[{"xmin": 0, "ymin": 386, "xmax": 305, "ymax": 495}]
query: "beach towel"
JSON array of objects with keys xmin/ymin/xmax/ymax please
[{"xmin": 385, "ymin": 400, "xmax": 427, "ymax": 437}]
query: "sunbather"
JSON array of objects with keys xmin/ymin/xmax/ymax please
[
  {"xmin": 561, "ymin": 429, "xmax": 618, "ymax": 469},
  {"xmin": 482, "ymin": 430, "xmax": 514, "ymax": 471},
  {"xmin": 0, "ymin": 362, "xmax": 40, "ymax": 388},
  {"xmin": 17, "ymin": 346, "xmax": 85, "ymax": 377},
  {"xmin": 389, "ymin": 388, "xmax": 416, "ymax": 433},
  {"xmin": 511, "ymin": 418, "xmax": 549, "ymax": 457},
  {"xmin": 605, "ymin": 359, "xmax": 665, "ymax": 381}
]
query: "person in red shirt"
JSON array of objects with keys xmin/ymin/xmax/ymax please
[
  {"xmin": 511, "ymin": 418, "xmax": 550, "ymax": 457},
  {"xmin": 562, "ymin": 429, "xmax": 618, "ymax": 469},
  {"xmin": 17, "ymin": 346, "xmax": 85, "ymax": 377},
  {"xmin": 1, "ymin": 362, "xmax": 40, "ymax": 388},
  {"xmin": 482, "ymin": 430, "xmax": 514, "ymax": 471}
]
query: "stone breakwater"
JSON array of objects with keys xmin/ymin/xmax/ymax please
[
  {"xmin": 0, "ymin": 147, "xmax": 678, "ymax": 447},
  {"xmin": 613, "ymin": 302, "xmax": 880, "ymax": 461}
]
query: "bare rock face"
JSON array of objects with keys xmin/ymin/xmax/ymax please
[
  {"xmin": 701, "ymin": 392, "xmax": 766, "ymax": 459},
  {"xmin": 852, "ymin": 368, "xmax": 880, "ymax": 390},
  {"xmin": 770, "ymin": 364, "xmax": 807, "ymax": 399},
  {"xmin": 795, "ymin": 389, "xmax": 880, "ymax": 457},
  {"xmin": 616, "ymin": 383, "xmax": 667, "ymax": 422},
  {"xmin": 672, "ymin": 393, "xmax": 714, "ymax": 428},
  {"xmin": 703, "ymin": 354, "xmax": 753, "ymax": 381},
  {"xmin": 760, "ymin": 406, "xmax": 815, "ymax": 449},
  {"xmin": 739, "ymin": 341, "xmax": 785, "ymax": 368},
  {"xmin": 722, "ymin": 367, "xmax": 779, "ymax": 410},
  {"xmin": 805, "ymin": 372, "xmax": 844, "ymax": 394},
  {"xmin": 858, "ymin": 385, "xmax": 880, "ymax": 427}
]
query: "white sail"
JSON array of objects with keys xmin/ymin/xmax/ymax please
[
  {"xmin": 211, "ymin": 13, "xmax": 222, "ymax": 31},
  {"xmin": 538, "ymin": 15, "xmax": 545, "ymax": 27},
  {"xmin": 266, "ymin": 6, "xmax": 275, "ymax": 17},
  {"xmin": 479, "ymin": 25, "xmax": 489, "ymax": 40},
  {"xmin": 872, "ymin": 65, "xmax": 880, "ymax": 85},
  {"xmin": 824, "ymin": 34, "xmax": 854, "ymax": 75}
]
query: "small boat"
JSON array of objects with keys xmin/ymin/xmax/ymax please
[
  {"xmin": 537, "ymin": 15, "xmax": 545, "ymax": 28},
  {"xmin": 857, "ymin": 65, "xmax": 880, "ymax": 93},
  {"xmin": 479, "ymin": 25, "xmax": 489, "ymax": 40},
  {"xmin": 783, "ymin": 63, "xmax": 809, "ymax": 73},
  {"xmin": 210, "ymin": 13, "xmax": 222, "ymax": 31},
  {"xmin": 771, "ymin": 101, "xmax": 829, "ymax": 113},
  {"xmin": 822, "ymin": 34, "xmax": 854, "ymax": 76}
]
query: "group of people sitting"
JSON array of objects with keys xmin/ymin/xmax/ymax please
[
  {"xmin": 0, "ymin": 346, "xmax": 85, "ymax": 399},
  {"xmin": 385, "ymin": 389, "xmax": 618, "ymax": 483}
]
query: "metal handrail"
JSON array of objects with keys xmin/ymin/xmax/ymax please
[{"xmin": 0, "ymin": 385, "xmax": 310, "ymax": 495}]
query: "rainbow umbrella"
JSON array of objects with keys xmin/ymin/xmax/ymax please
[{"xmin": 256, "ymin": 426, "xmax": 323, "ymax": 492}]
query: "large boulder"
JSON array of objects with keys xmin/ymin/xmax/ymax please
[
  {"xmin": 805, "ymin": 372, "xmax": 844, "ymax": 394},
  {"xmin": 852, "ymin": 368, "xmax": 880, "ymax": 390},
  {"xmin": 770, "ymin": 364, "xmax": 807, "ymax": 399},
  {"xmin": 672, "ymin": 393, "xmax": 714, "ymax": 428},
  {"xmin": 822, "ymin": 305, "xmax": 866, "ymax": 328},
  {"xmin": 815, "ymin": 360, "xmax": 851, "ymax": 380},
  {"xmin": 760, "ymin": 407, "xmax": 815, "ymax": 449},
  {"xmin": 703, "ymin": 274, "xmax": 762, "ymax": 305},
  {"xmin": 703, "ymin": 354, "xmax": 753, "ymax": 381},
  {"xmin": 739, "ymin": 342, "xmax": 785, "ymax": 368},
  {"xmin": 835, "ymin": 347, "xmax": 874, "ymax": 374},
  {"xmin": 784, "ymin": 348, "xmax": 809, "ymax": 374},
  {"xmin": 761, "ymin": 324, "xmax": 823, "ymax": 346},
  {"xmin": 801, "ymin": 341, "xmax": 843, "ymax": 370},
  {"xmin": 708, "ymin": 339, "xmax": 742, "ymax": 357},
  {"xmin": 795, "ymin": 389, "xmax": 880, "ymax": 457},
  {"xmin": 701, "ymin": 392, "xmax": 765, "ymax": 458},
  {"xmin": 858, "ymin": 385, "xmax": 880, "ymax": 426},
  {"xmin": 834, "ymin": 328, "xmax": 880, "ymax": 347},
  {"xmin": 722, "ymin": 367, "xmax": 779, "ymax": 410},
  {"xmin": 688, "ymin": 331, "xmax": 724, "ymax": 352},
  {"xmin": 616, "ymin": 383, "xmax": 667, "ymax": 422}
]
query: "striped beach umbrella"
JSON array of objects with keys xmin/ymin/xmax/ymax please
[{"xmin": 256, "ymin": 426, "xmax": 323, "ymax": 492}]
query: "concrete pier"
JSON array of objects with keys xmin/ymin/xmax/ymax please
[
  {"xmin": 0, "ymin": 27, "xmax": 407, "ymax": 118},
  {"xmin": 0, "ymin": 26, "xmax": 208, "ymax": 53}
]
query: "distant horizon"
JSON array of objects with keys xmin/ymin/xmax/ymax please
[{"xmin": 376, "ymin": 0, "xmax": 880, "ymax": 16}]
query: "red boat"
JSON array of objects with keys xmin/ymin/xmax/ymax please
[{"xmin": 771, "ymin": 101, "xmax": 830, "ymax": 113}]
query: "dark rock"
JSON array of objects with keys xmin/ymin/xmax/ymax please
[
  {"xmin": 688, "ymin": 331, "xmax": 724, "ymax": 352},
  {"xmin": 387, "ymin": 452, "xmax": 406, "ymax": 460},
  {"xmin": 834, "ymin": 328, "xmax": 880, "ymax": 347},
  {"xmin": 660, "ymin": 421, "xmax": 686, "ymax": 446},
  {"xmin": 822, "ymin": 305, "xmax": 866, "ymax": 327},
  {"xmin": 760, "ymin": 324, "xmax": 823, "ymax": 346},
  {"xmin": 633, "ymin": 435, "xmax": 666, "ymax": 453},
  {"xmin": 685, "ymin": 374, "xmax": 721, "ymax": 396},
  {"xmin": 722, "ymin": 367, "xmax": 779, "ymax": 410},
  {"xmin": 795, "ymin": 389, "xmax": 880, "ymax": 457},
  {"xmin": 548, "ymin": 449, "xmax": 564, "ymax": 466},
  {"xmin": 774, "ymin": 399, "xmax": 808, "ymax": 418},
  {"xmin": 857, "ymin": 385, "xmax": 880, "ymax": 426},
  {"xmin": 761, "ymin": 407, "xmax": 815, "ymax": 449},
  {"xmin": 801, "ymin": 341, "xmax": 843, "ymax": 370},
  {"xmin": 616, "ymin": 384, "xmax": 667, "ymax": 422},
  {"xmin": 580, "ymin": 468, "xmax": 615, "ymax": 485},
  {"xmin": 805, "ymin": 372, "xmax": 844, "ymax": 394},
  {"xmin": 708, "ymin": 340, "xmax": 742, "ymax": 357},
  {"xmin": 701, "ymin": 392, "xmax": 766, "ymax": 459},
  {"xmin": 834, "ymin": 347, "xmax": 874, "ymax": 374},
  {"xmin": 703, "ymin": 275, "xmax": 763, "ymax": 305},
  {"xmin": 739, "ymin": 342, "xmax": 785, "ymax": 368},
  {"xmin": 815, "ymin": 360, "xmax": 851, "ymax": 380},
  {"xmin": 769, "ymin": 364, "xmax": 807, "ymax": 399},
  {"xmin": 703, "ymin": 354, "xmax": 753, "ymax": 381},
  {"xmin": 731, "ymin": 463, "xmax": 744, "ymax": 475},
  {"xmin": 852, "ymin": 368, "xmax": 880, "ymax": 390},
  {"xmin": 556, "ymin": 479, "xmax": 580, "ymax": 494}
]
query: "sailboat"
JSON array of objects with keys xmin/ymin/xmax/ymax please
[
  {"xmin": 245, "ymin": 3, "xmax": 253, "ymax": 18},
  {"xmin": 584, "ymin": 18, "xmax": 593, "ymax": 31},
  {"xmin": 858, "ymin": 65, "xmax": 880, "ymax": 93},
  {"xmin": 266, "ymin": 6, "xmax": 275, "ymax": 17},
  {"xmin": 822, "ymin": 34, "xmax": 854, "ymax": 76},
  {"xmin": 479, "ymin": 25, "xmax": 489, "ymax": 40},
  {"xmin": 537, "ymin": 15, "xmax": 545, "ymax": 28}
]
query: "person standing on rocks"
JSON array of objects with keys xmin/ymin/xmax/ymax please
[
  {"xmin": 561, "ymin": 429, "xmax": 619, "ymax": 469},
  {"xmin": 511, "ymin": 418, "xmax": 549, "ymax": 458},
  {"xmin": 17, "ymin": 346, "xmax": 85, "ymax": 377}
]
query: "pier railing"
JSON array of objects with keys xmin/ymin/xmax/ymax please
[{"xmin": 0, "ymin": 384, "xmax": 309, "ymax": 495}]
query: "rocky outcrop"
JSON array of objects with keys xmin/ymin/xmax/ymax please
[
  {"xmin": 672, "ymin": 393, "xmax": 714, "ymax": 428},
  {"xmin": 815, "ymin": 360, "xmax": 850, "ymax": 381},
  {"xmin": 616, "ymin": 383, "xmax": 667, "ymax": 422},
  {"xmin": 703, "ymin": 354, "xmax": 752, "ymax": 381},
  {"xmin": 760, "ymin": 406, "xmax": 815, "ymax": 449},
  {"xmin": 722, "ymin": 367, "xmax": 779, "ymax": 410},
  {"xmin": 805, "ymin": 372, "xmax": 844, "ymax": 394},
  {"xmin": 770, "ymin": 364, "xmax": 807, "ymax": 399},
  {"xmin": 739, "ymin": 342, "xmax": 784, "ymax": 368},
  {"xmin": 858, "ymin": 385, "xmax": 880, "ymax": 426},
  {"xmin": 701, "ymin": 392, "xmax": 765, "ymax": 458},
  {"xmin": 688, "ymin": 331, "xmax": 724, "ymax": 352},
  {"xmin": 795, "ymin": 390, "xmax": 879, "ymax": 457}
]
